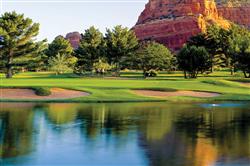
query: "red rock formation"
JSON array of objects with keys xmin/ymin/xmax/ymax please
[
  {"xmin": 65, "ymin": 32, "xmax": 81, "ymax": 49},
  {"xmin": 217, "ymin": 5, "xmax": 250, "ymax": 28},
  {"xmin": 133, "ymin": 0, "xmax": 249, "ymax": 51},
  {"xmin": 137, "ymin": 0, "xmax": 219, "ymax": 24}
]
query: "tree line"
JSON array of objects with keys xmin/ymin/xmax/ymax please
[
  {"xmin": 181, "ymin": 24, "xmax": 250, "ymax": 78},
  {"xmin": 0, "ymin": 11, "xmax": 250, "ymax": 78}
]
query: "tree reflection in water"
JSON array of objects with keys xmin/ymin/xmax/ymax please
[
  {"xmin": 0, "ymin": 102, "xmax": 249, "ymax": 165},
  {"xmin": 0, "ymin": 103, "xmax": 35, "ymax": 158}
]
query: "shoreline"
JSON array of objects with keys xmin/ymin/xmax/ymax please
[{"xmin": 1, "ymin": 98, "xmax": 250, "ymax": 103}]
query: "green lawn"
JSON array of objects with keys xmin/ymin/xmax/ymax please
[{"xmin": 0, "ymin": 71, "xmax": 250, "ymax": 102}]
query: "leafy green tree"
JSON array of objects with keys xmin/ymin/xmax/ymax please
[
  {"xmin": 0, "ymin": 35, "xmax": 5, "ymax": 72},
  {"xmin": 48, "ymin": 54, "xmax": 76, "ymax": 75},
  {"xmin": 0, "ymin": 11, "xmax": 42, "ymax": 78},
  {"xmin": 227, "ymin": 24, "xmax": 250, "ymax": 75},
  {"xmin": 188, "ymin": 25, "xmax": 230, "ymax": 72},
  {"xmin": 105, "ymin": 25, "xmax": 138, "ymax": 75},
  {"xmin": 93, "ymin": 59, "xmax": 113, "ymax": 75},
  {"xmin": 177, "ymin": 45, "xmax": 211, "ymax": 78},
  {"xmin": 74, "ymin": 26, "xmax": 105, "ymax": 73},
  {"xmin": 236, "ymin": 40, "xmax": 250, "ymax": 78},
  {"xmin": 228, "ymin": 28, "xmax": 250, "ymax": 78},
  {"xmin": 134, "ymin": 42, "xmax": 174, "ymax": 77},
  {"xmin": 45, "ymin": 36, "xmax": 74, "ymax": 65},
  {"xmin": 24, "ymin": 40, "xmax": 48, "ymax": 72}
]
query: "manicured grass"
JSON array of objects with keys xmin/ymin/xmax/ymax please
[{"xmin": 0, "ymin": 71, "xmax": 250, "ymax": 102}]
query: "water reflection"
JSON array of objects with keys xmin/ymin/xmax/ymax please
[
  {"xmin": 0, "ymin": 102, "xmax": 249, "ymax": 165},
  {"xmin": 0, "ymin": 103, "xmax": 35, "ymax": 158},
  {"xmin": 200, "ymin": 103, "xmax": 246, "ymax": 108}
]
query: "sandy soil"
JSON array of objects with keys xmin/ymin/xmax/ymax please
[
  {"xmin": 241, "ymin": 82, "xmax": 250, "ymax": 86},
  {"xmin": 133, "ymin": 90, "xmax": 220, "ymax": 98},
  {"xmin": 0, "ymin": 88, "xmax": 89, "ymax": 100}
]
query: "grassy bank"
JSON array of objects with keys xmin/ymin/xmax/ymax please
[{"xmin": 0, "ymin": 71, "xmax": 250, "ymax": 102}]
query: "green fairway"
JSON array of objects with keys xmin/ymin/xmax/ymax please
[{"xmin": 0, "ymin": 71, "xmax": 250, "ymax": 102}]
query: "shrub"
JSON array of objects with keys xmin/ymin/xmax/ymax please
[
  {"xmin": 93, "ymin": 59, "xmax": 113, "ymax": 74},
  {"xmin": 48, "ymin": 54, "xmax": 76, "ymax": 75},
  {"xmin": 144, "ymin": 70, "xmax": 158, "ymax": 77},
  {"xmin": 32, "ymin": 87, "xmax": 51, "ymax": 96}
]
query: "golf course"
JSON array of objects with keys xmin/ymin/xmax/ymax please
[
  {"xmin": 1, "ymin": 71, "xmax": 250, "ymax": 102},
  {"xmin": 1, "ymin": 2, "xmax": 250, "ymax": 165}
]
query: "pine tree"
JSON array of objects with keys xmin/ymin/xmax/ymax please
[
  {"xmin": 105, "ymin": 25, "xmax": 138, "ymax": 75},
  {"xmin": 0, "ymin": 11, "xmax": 42, "ymax": 78},
  {"xmin": 74, "ymin": 26, "xmax": 105, "ymax": 73},
  {"xmin": 45, "ymin": 36, "xmax": 73, "ymax": 60},
  {"xmin": 45, "ymin": 35, "xmax": 75, "ymax": 71}
]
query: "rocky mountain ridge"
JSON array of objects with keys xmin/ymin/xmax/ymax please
[{"xmin": 133, "ymin": 0, "xmax": 250, "ymax": 51}]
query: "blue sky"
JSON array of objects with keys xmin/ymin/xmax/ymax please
[{"xmin": 1, "ymin": 0, "xmax": 147, "ymax": 41}]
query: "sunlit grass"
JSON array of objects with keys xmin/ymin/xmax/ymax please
[{"xmin": 0, "ymin": 71, "xmax": 249, "ymax": 102}]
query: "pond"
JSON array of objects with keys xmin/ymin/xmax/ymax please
[{"xmin": 0, "ymin": 102, "xmax": 250, "ymax": 166}]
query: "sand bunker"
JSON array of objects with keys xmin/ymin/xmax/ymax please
[
  {"xmin": 133, "ymin": 90, "xmax": 220, "ymax": 98},
  {"xmin": 0, "ymin": 88, "xmax": 89, "ymax": 100}
]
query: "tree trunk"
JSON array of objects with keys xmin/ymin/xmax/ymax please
[
  {"xmin": 210, "ymin": 65, "xmax": 214, "ymax": 73},
  {"xmin": 190, "ymin": 71, "xmax": 197, "ymax": 78},
  {"xmin": 230, "ymin": 68, "xmax": 234, "ymax": 76},
  {"xmin": 184, "ymin": 71, "xmax": 187, "ymax": 79},
  {"xmin": 196, "ymin": 71, "xmax": 199, "ymax": 78},
  {"xmin": 210, "ymin": 56, "xmax": 214, "ymax": 73},
  {"xmin": 243, "ymin": 71, "xmax": 247, "ymax": 78},
  {"xmin": 6, "ymin": 52, "xmax": 13, "ymax": 78},
  {"xmin": 6, "ymin": 66, "xmax": 13, "ymax": 78},
  {"xmin": 113, "ymin": 63, "xmax": 119, "ymax": 77}
]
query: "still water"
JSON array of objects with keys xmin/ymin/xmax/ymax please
[{"xmin": 0, "ymin": 102, "xmax": 250, "ymax": 166}]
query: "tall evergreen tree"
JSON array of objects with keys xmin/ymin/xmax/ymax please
[
  {"xmin": 0, "ymin": 11, "xmax": 42, "ymax": 78},
  {"xmin": 45, "ymin": 35, "xmax": 75, "ymax": 71},
  {"xmin": 45, "ymin": 36, "xmax": 73, "ymax": 60},
  {"xmin": 26, "ymin": 40, "xmax": 48, "ymax": 71},
  {"xmin": 74, "ymin": 26, "xmax": 105, "ymax": 73},
  {"xmin": 105, "ymin": 25, "xmax": 138, "ymax": 75}
]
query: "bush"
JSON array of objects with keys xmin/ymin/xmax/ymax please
[
  {"xmin": 32, "ymin": 87, "xmax": 51, "ymax": 96},
  {"xmin": 144, "ymin": 70, "xmax": 158, "ymax": 77},
  {"xmin": 48, "ymin": 54, "xmax": 76, "ymax": 75},
  {"xmin": 93, "ymin": 59, "xmax": 113, "ymax": 74}
]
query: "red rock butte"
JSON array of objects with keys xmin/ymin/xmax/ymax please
[
  {"xmin": 65, "ymin": 32, "xmax": 82, "ymax": 49},
  {"xmin": 133, "ymin": 0, "xmax": 250, "ymax": 51}
]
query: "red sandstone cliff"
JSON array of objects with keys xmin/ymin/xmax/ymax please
[
  {"xmin": 65, "ymin": 32, "xmax": 82, "ymax": 49},
  {"xmin": 217, "ymin": 5, "xmax": 250, "ymax": 28},
  {"xmin": 133, "ymin": 0, "xmax": 250, "ymax": 51}
]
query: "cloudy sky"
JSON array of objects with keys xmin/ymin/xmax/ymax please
[{"xmin": 1, "ymin": 0, "xmax": 148, "ymax": 41}]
